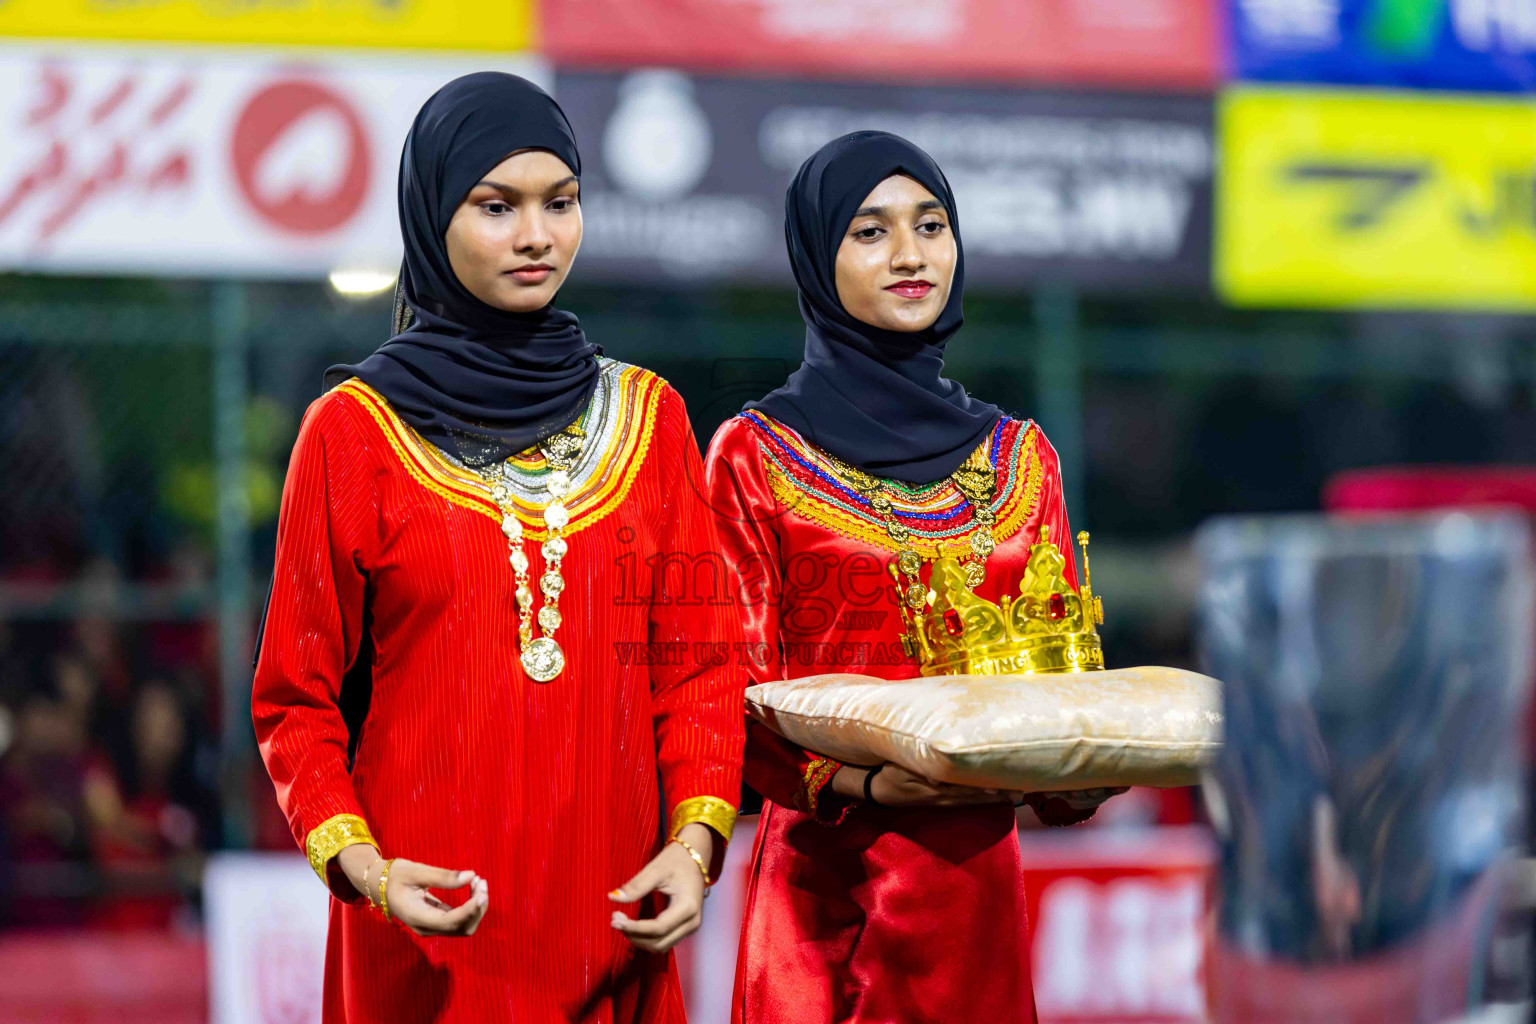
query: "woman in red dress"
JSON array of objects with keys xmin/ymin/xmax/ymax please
[
  {"xmin": 705, "ymin": 132, "xmax": 1112, "ymax": 1023},
  {"xmin": 252, "ymin": 73, "xmax": 743, "ymax": 1023}
]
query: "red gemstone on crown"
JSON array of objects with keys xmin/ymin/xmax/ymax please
[
  {"xmin": 1048, "ymin": 593, "xmax": 1067, "ymax": 620},
  {"xmin": 942, "ymin": 608, "xmax": 964, "ymax": 637}
]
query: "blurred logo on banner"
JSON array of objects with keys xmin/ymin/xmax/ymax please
[
  {"xmin": 231, "ymin": 79, "xmax": 371, "ymax": 235},
  {"xmin": 0, "ymin": 43, "xmax": 548, "ymax": 277},
  {"xmin": 602, "ymin": 71, "xmax": 712, "ymax": 201},
  {"xmin": 0, "ymin": 0, "xmax": 530, "ymax": 51},
  {"xmin": 558, "ymin": 69, "xmax": 1215, "ymax": 292},
  {"xmin": 543, "ymin": 0, "xmax": 1217, "ymax": 90},
  {"xmin": 1231, "ymin": 0, "xmax": 1536, "ymax": 90},
  {"xmin": 582, "ymin": 69, "xmax": 772, "ymax": 277},
  {"xmin": 1215, "ymin": 86, "xmax": 1536, "ymax": 311}
]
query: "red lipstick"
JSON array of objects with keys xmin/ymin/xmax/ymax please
[{"xmin": 885, "ymin": 280, "xmax": 933, "ymax": 299}]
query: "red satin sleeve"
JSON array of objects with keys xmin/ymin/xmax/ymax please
[
  {"xmin": 1036, "ymin": 427, "xmax": 1079, "ymax": 591},
  {"xmin": 251, "ymin": 392, "xmax": 377, "ymax": 900},
  {"xmin": 704, "ymin": 416, "xmax": 853, "ymax": 825},
  {"xmin": 646, "ymin": 388, "xmax": 747, "ymax": 870}
]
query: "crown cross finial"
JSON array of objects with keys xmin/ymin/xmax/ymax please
[{"xmin": 1077, "ymin": 530, "xmax": 1104, "ymax": 626}]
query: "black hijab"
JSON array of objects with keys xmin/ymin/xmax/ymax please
[
  {"xmin": 746, "ymin": 131, "xmax": 1001, "ymax": 485},
  {"xmin": 326, "ymin": 72, "xmax": 601, "ymax": 467}
]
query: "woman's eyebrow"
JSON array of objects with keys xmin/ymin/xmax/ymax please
[
  {"xmin": 850, "ymin": 199, "xmax": 945, "ymax": 221},
  {"xmin": 473, "ymin": 175, "xmax": 580, "ymax": 196}
]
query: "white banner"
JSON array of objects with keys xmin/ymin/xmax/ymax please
[
  {"xmin": 0, "ymin": 43, "xmax": 548, "ymax": 278},
  {"xmin": 205, "ymin": 852, "xmax": 330, "ymax": 1024}
]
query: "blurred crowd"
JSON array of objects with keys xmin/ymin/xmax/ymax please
[
  {"xmin": 0, "ymin": 342, "xmax": 254, "ymax": 933},
  {"xmin": 0, "ymin": 583, "xmax": 223, "ymax": 931}
]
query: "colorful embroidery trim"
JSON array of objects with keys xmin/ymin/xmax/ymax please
[
  {"xmin": 798, "ymin": 757, "xmax": 842, "ymax": 818},
  {"xmin": 744, "ymin": 411, "xmax": 1043, "ymax": 559},
  {"xmin": 335, "ymin": 358, "xmax": 664, "ymax": 540}
]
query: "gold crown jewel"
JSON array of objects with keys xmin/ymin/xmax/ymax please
[{"xmin": 888, "ymin": 525, "xmax": 1106, "ymax": 676}]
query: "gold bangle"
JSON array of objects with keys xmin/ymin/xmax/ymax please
[
  {"xmin": 670, "ymin": 837, "xmax": 711, "ymax": 887},
  {"xmin": 378, "ymin": 858, "xmax": 395, "ymax": 920}
]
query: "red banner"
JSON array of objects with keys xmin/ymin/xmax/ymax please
[
  {"xmin": 539, "ymin": 0, "xmax": 1217, "ymax": 91},
  {"xmin": 0, "ymin": 931, "xmax": 206, "ymax": 1024},
  {"xmin": 1021, "ymin": 827, "xmax": 1214, "ymax": 1024}
]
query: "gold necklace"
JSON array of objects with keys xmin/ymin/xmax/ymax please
[
  {"xmin": 479, "ymin": 425, "xmax": 586, "ymax": 682},
  {"xmin": 827, "ymin": 443, "xmax": 1000, "ymax": 603}
]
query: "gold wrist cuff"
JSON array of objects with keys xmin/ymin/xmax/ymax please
[
  {"xmin": 305, "ymin": 813, "xmax": 377, "ymax": 886},
  {"xmin": 668, "ymin": 796, "xmax": 738, "ymax": 843}
]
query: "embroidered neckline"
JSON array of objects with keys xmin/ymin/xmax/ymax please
[
  {"xmin": 438, "ymin": 360, "xmax": 621, "ymax": 502},
  {"xmin": 743, "ymin": 411, "xmax": 1043, "ymax": 560},
  {"xmin": 334, "ymin": 358, "xmax": 665, "ymax": 541}
]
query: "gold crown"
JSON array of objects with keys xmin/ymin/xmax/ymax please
[{"xmin": 890, "ymin": 526, "xmax": 1105, "ymax": 676}]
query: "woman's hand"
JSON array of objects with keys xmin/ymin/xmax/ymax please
[
  {"xmin": 337, "ymin": 843, "xmax": 489, "ymax": 937},
  {"xmin": 608, "ymin": 823, "xmax": 713, "ymax": 954},
  {"xmin": 833, "ymin": 763, "xmax": 1022, "ymax": 807}
]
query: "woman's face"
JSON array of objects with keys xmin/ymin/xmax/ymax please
[
  {"xmin": 833, "ymin": 174, "xmax": 956, "ymax": 333},
  {"xmin": 445, "ymin": 148, "xmax": 582, "ymax": 313}
]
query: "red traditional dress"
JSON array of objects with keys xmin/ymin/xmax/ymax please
[
  {"xmin": 253, "ymin": 357, "xmax": 743, "ymax": 1024},
  {"xmin": 705, "ymin": 409, "xmax": 1089, "ymax": 1024}
]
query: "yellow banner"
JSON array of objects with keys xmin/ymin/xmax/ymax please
[
  {"xmin": 0, "ymin": 0, "xmax": 531, "ymax": 51},
  {"xmin": 1216, "ymin": 87, "xmax": 1536, "ymax": 311}
]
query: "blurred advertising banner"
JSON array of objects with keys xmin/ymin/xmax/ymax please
[
  {"xmin": 0, "ymin": 0, "xmax": 530, "ymax": 51},
  {"xmin": 678, "ymin": 820, "xmax": 1213, "ymax": 1024},
  {"xmin": 0, "ymin": 43, "xmax": 548, "ymax": 278},
  {"xmin": 1216, "ymin": 86, "xmax": 1536, "ymax": 311},
  {"xmin": 201, "ymin": 832, "xmax": 1211, "ymax": 1024},
  {"xmin": 557, "ymin": 69, "xmax": 1214, "ymax": 293},
  {"xmin": 673, "ymin": 816, "xmax": 759, "ymax": 1024},
  {"xmin": 1229, "ymin": 0, "xmax": 1536, "ymax": 91},
  {"xmin": 205, "ymin": 853, "xmax": 329, "ymax": 1024},
  {"xmin": 541, "ymin": 0, "xmax": 1217, "ymax": 90},
  {"xmin": 1023, "ymin": 827, "xmax": 1212, "ymax": 1024}
]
